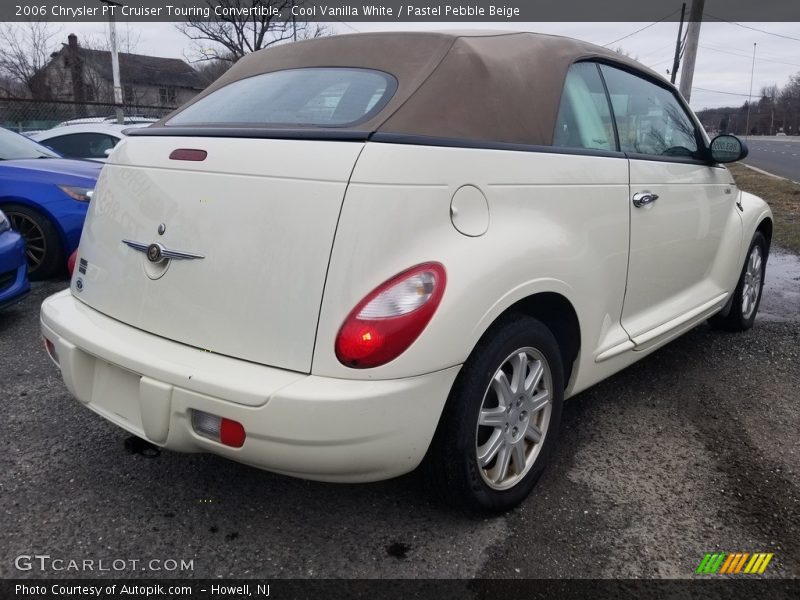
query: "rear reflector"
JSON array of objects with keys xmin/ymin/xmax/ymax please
[
  {"xmin": 44, "ymin": 337, "xmax": 59, "ymax": 367},
  {"xmin": 67, "ymin": 250, "xmax": 77, "ymax": 277},
  {"xmin": 169, "ymin": 149, "xmax": 207, "ymax": 161},
  {"xmin": 191, "ymin": 410, "xmax": 246, "ymax": 448}
]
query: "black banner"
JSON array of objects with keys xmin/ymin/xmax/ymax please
[
  {"xmin": 2, "ymin": 0, "xmax": 799, "ymax": 23},
  {"xmin": 3, "ymin": 579, "xmax": 800, "ymax": 600}
]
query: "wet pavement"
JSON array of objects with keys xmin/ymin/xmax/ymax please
[
  {"xmin": 1, "ymin": 248, "xmax": 798, "ymax": 580},
  {"xmin": 760, "ymin": 248, "xmax": 800, "ymax": 323}
]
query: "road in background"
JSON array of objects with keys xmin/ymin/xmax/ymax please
[{"xmin": 744, "ymin": 136, "xmax": 800, "ymax": 181}]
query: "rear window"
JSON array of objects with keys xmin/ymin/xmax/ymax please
[{"xmin": 167, "ymin": 68, "xmax": 397, "ymax": 128}]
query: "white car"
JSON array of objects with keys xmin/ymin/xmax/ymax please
[
  {"xmin": 41, "ymin": 32, "xmax": 772, "ymax": 512},
  {"xmin": 56, "ymin": 116, "xmax": 158, "ymax": 127},
  {"xmin": 32, "ymin": 123, "xmax": 149, "ymax": 162}
]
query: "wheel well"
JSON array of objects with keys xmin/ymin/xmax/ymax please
[
  {"xmin": 757, "ymin": 218, "xmax": 773, "ymax": 250},
  {"xmin": 0, "ymin": 197, "xmax": 69, "ymax": 253},
  {"xmin": 504, "ymin": 292, "xmax": 581, "ymax": 388}
]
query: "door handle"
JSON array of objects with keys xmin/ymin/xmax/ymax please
[{"xmin": 632, "ymin": 192, "xmax": 659, "ymax": 208}]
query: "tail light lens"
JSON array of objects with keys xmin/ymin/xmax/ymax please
[
  {"xmin": 191, "ymin": 410, "xmax": 246, "ymax": 448},
  {"xmin": 67, "ymin": 250, "xmax": 77, "ymax": 277},
  {"xmin": 44, "ymin": 337, "xmax": 59, "ymax": 367},
  {"xmin": 335, "ymin": 262, "xmax": 446, "ymax": 368}
]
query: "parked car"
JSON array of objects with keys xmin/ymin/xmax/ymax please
[
  {"xmin": 0, "ymin": 128, "xmax": 100, "ymax": 279},
  {"xmin": 31, "ymin": 123, "xmax": 149, "ymax": 162},
  {"xmin": 56, "ymin": 116, "xmax": 158, "ymax": 127},
  {"xmin": 0, "ymin": 208, "xmax": 30, "ymax": 309},
  {"xmin": 41, "ymin": 32, "xmax": 772, "ymax": 511}
]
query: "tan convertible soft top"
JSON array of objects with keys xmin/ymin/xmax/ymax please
[{"xmin": 159, "ymin": 31, "xmax": 665, "ymax": 147}]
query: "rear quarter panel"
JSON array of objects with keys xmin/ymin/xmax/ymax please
[{"xmin": 313, "ymin": 142, "xmax": 632, "ymax": 392}]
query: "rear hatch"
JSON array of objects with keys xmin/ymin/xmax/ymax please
[{"xmin": 75, "ymin": 135, "xmax": 363, "ymax": 372}]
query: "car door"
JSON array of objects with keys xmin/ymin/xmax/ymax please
[
  {"xmin": 598, "ymin": 64, "xmax": 742, "ymax": 348},
  {"xmin": 550, "ymin": 62, "xmax": 632, "ymax": 364}
]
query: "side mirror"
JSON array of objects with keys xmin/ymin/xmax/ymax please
[
  {"xmin": 709, "ymin": 134, "xmax": 748, "ymax": 163},
  {"xmin": 104, "ymin": 148, "xmax": 114, "ymax": 157}
]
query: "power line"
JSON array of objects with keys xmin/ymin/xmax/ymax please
[
  {"xmin": 705, "ymin": 15, "xmax": 800, "ymax": 43},
  {"xmin": 332, "ymin": 20, "xmax": 361, "ymax": 34},
  {"xmin": 693, "ymin": 86, "xmax": 767, "ymax": 98},
  {"xmin": 699, "ymin": 44, "xmax": 800, "ymax": 68},
  {"xmin": 647, "ymin": 57, "xmax": 674, "ymax": 69},
  {"xmin": 637, "ymin": 42, "xmax": 677, "ymax": 60},
  {"xmin": 602, "ymin": 9, "xmax": 681, "ymax": 47}
]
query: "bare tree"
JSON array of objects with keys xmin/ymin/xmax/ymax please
[
  {"xmin": 612, "ymin": 46, "xmax": 638, "ymax": 61},
  {"xmin": 195, "ymin": 55, "xmax": 235, "ymax": 86},
  {"xmin": 177, "ymin": 0, "xmax": 327, "ymax": 64},
  {"xmin": 779, "ymin": 73, "xmax": 800, "ymax": 134},
  {"xmin": 81, "ymin": 23, "xmax": 142, "ymax": 56},
  {"xmin": 74, "ymin": 27, "xmax": 145, "ymax": 104},
  {"xmin": 0, "ymin": 22, "xmax": 62, "ymax": 98}
]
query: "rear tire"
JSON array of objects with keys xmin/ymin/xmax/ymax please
[
  {"xmin": 426, "ymin": 314, "xmax": 564, "ymax": 513},
  {"xmin": 709, "ymin": 231, "xmax": 768, "ymax": 332},
  {"xmin": 2, "ymin": 203, "xmax": 64, "ymax": 280}
]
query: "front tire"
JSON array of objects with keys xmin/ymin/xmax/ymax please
[
  {"xmin": 427, "ymin": 315, "xmax": 564, "ymax": 512},
  {"xmin": 2, "ymin": 203, "xmax": 64, "ymax": 280},
  {"xmin": 709, "ymin": 231, "xmax": 768, "ymax": 331}
]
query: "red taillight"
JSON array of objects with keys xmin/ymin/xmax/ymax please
[
  {"xmin": 191, "ymin": 410, "xmax": 246, "ymax": 448},
  {"xmin": 335, "ymin": 262, "xmax": 446, "ymax": 368},
  {"xmin": 67, "ymin": 250, "xmax": 77, "ymax": 277},
  {"xmin": 219, "ymin": 418, "xmax": 246, "ymax": 448}
]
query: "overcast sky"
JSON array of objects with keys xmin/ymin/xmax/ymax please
[{"xmin": 39, "ymin": 20, "xmax": 800, "ymax": 111}]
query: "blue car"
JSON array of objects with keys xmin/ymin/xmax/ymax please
[
  {"xmin": 0, "ymin": 208, "xmax": 30, "ymax": 308},
  {"xmin": 0, "ymin": 128, "xmax": 101, "ymax": 279}
]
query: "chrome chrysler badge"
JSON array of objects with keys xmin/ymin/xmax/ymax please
[
  {"xmin": 157, "ymin": 223, "xmax": 166, "ymax": 235},
  {"xmin": 147, "ymin": 243, "xmax": 162, "ymax": 262},
  {"xmin": 122, "ymin": 239, "xmax": 204, "ymax": 262}
]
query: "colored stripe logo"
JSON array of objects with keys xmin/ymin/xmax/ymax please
[{"xmin": 696, "ymin": 552, "xmax": 773, "ymax": 574}]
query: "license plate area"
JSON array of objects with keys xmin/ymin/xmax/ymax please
[{"xmin": 90, "ymin": 360, "xmax": 144, "ymax": 433}]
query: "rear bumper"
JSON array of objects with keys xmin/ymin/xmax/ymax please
[{"xmin": 40, "ymin": 290, "xmax": 459, "ymax": 482}]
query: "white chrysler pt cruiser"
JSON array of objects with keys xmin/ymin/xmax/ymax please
[{"xmin": 41, "ymin": 32, "xmax": 772, "ymax": 511}]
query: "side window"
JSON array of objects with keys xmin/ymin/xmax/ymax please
[
  {"xmin": 598, "ymin": 65, "xmax": 699, "ymax": 158},
  {"xmin": 554, "ymin": 62, "xmax": 615, "ymax": 151},
  {"xmin": 44, "ymin": 133, "xmax": 119, "ymax": 159}
]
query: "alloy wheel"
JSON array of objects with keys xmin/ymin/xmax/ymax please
[
  {"xmin": 741, "ymin": 244, "xmax": 763, "ymax": 320},
  {"xmin": 7, "ymin": 211, "xmax": 47, "ymax": 272},
  {"xmin": 475, "ymin": 347, "xmax": 553, "ymax": 490}
]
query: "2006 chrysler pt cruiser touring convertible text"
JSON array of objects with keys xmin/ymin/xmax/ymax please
[{"xmin": 41, "ymin": 31, "xmax": 772, "ymax": 512}]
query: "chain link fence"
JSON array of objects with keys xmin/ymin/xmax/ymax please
[{"xmin": 0, "ymin": 97, "xmax": 178, "ymax": 134}]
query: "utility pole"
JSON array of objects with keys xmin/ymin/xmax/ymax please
[
  {"xmin": 670, "ymin": 3, "xmax": 686, "ymax": 84},
  {"xmin": 678, "ymin": 0, "xmax": 705, "ymax": 102},
  {"xmin": 100, "ymin": 0, "xmax": 124, "ymax": 124},
  {"xmin": 745, "ymin": 42, "xmax": 757, "ymax": 138}
]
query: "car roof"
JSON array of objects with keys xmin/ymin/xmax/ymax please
[
  {"xmin": 154, "ymin": 31, "xmax": 668, "ymax": 147},
  {"xmin": 57, "ymin": 116, "xmax": 157, "ymax": 126},
  {"xmin": 32, "ymin": 123, "xmax": 149, "ymax": 140}
]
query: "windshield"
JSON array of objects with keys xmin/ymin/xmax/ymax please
[
  {"xmin": 0, "ymin": 128, "xmax": 60, "ymax": 160},
  {"xmin": 167, "ymin": 68, "xmax": 397, "ymax": 128}
]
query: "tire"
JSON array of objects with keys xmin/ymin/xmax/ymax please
[
  {"xmin": 426, "ymin": 314, "xmax": 564, "ymax": 513},
  {"xmin": 1, "ymin": 203, "xmax": 64, "ymax": 280},
  {"xmin": 709, "ymin": 231, "xmax": 768, "ymax": 332}
]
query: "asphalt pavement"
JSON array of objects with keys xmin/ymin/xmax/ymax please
[
  {"xmin": 744, "ymin": 136, "xmax": 800, "ymax": 181},
  {"xmin": 2, "ymin": 251, "xmax": 799, "ymax": 580}
]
